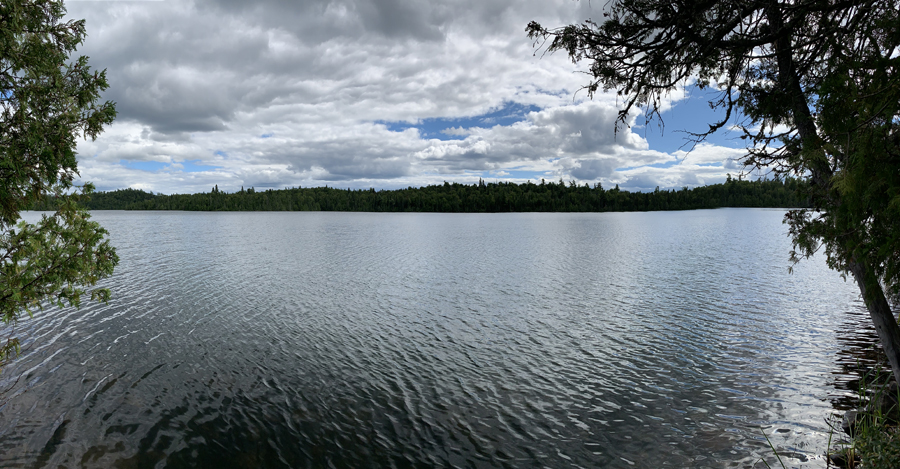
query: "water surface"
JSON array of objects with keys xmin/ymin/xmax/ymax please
[{"xmin": 0, "ymin": 209, "xmax": 869, "ymax": 467}]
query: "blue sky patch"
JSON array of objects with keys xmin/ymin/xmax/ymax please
[
  {"xmin": 639, "ymin": 85, "xmax": 747, "ymax": 154},
  {"xmin": 181, "ymin": 160, "xmax": 220, "ymax": 173},
  {"xmin": 616, "ymin": 159, "xmax": 681, "ymax": 172},
  {"xmin": 379, "ymin": 101, "xmax": 541, "ymax": 141}
]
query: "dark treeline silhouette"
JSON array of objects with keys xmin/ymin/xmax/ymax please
[{"xmin": 32, "ymin": 176, "xmax": 808, "ymax": 212}]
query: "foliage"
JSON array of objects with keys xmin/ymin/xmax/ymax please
[
  {"xmin": 829, "ymin": 367, "xmax": 900, "ymax": 469},
  {"xmin": 853, "ymin": 427, "xmax": 900, "ymax": 469},
  {"xmin": 1, "ymin": 0, "xmax": 118, "ymax": 366},
  {"xmin": 32, "ymin": 177, "xmax": 808, "ymax": 213},
  {"xmin": 793, "ymin": 41, "xmax": 900, "ymax": 302},
  {"xmin": 527, "ymin": 0, "xmax": 900, "ymax": 385}
]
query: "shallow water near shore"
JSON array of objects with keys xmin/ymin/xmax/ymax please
[{"xmin": 0, "ymin": 209, "xmax": 874, "ymax": 468}]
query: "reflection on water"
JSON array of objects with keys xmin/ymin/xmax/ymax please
[
  {"xmin": 0, "ymin": 209, "xmax": 872, "ymax": 468},
  {"xmin": 829, "ymin": 308, "xmax": 891, "ymax": 413}
]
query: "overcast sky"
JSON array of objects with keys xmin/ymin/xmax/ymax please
[{"xmin": 66, "ymin": 0, "xmax": 750, "ymax": 195}]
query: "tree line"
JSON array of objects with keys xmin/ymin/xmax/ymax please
[{"xmin": 31, "ymin": 176, "xmax": 808, "ymax": 213}]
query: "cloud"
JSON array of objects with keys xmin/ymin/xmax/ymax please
[
  {"xmin": 64, "ymin": 0, "xmax": 750, "ymax": 195},
  {"xmin": 571, "ymin": 158, "xmax": 618, "ymax": 180},
  {"xmin": 409, "ymin": 102, "xmax": 673, "ymax": 175},
  {"xmin": 674, "ymin": 142, "xmax": 747, "ymax": 166}
]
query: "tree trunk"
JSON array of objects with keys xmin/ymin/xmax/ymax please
[
  {"xmin": 765, "ymin": 3, "xmax": 900, "ymax": 386},
  {"xmin": 849, "ymin": 260, "xmax": 900, "ymax": 386}
]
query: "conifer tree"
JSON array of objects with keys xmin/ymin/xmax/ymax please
[
  {"xmin": 1, "ymin": 0, "xmax": 118, "ymax": 367},
  {"xmin": 528, "ymin": 0, "xmax": 900, "ymax": 384}
]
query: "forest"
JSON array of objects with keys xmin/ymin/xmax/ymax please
[{"xmin": 31, "ymin": 176, "xmax": 808, "ymax": 213}]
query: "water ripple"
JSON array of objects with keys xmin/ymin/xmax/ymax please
[{"xmin": 0, "ymin": 209, "xmax": 868, "ymax": 468}]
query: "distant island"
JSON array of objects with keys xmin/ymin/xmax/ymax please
[{"xmin": 34, "ymin": 176, "xmax": 809, "ymax": 213}]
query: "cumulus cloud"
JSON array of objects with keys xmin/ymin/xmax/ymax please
[
  {"xmin": 674, "ymin": 142, "xmax": 747, "ymax": 166},
  {"xmin": 65, "ymin": 0, "xmax": 746, "ymax": 194}
]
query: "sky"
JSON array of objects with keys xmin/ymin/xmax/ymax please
[{"xmin": 65, "ymin": 0, "xmax": 754, "ymax": 195}]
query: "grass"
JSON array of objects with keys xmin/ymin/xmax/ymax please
[{"xmin": 826, "ymin": 366, "xmax": 900, "ymax": 469}]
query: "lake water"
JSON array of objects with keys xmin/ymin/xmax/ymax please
[{"xmin": 0, "ymin": 209, "xmax": 877, "ymax": 468}]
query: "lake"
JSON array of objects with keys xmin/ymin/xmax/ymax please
[{"xmin": 0, "ymin": 209, "xmax": 875, "ymax": 468}]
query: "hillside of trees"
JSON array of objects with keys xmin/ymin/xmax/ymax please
[{"xmin": 31, "ymin": 176, "xmax": 809, "ymax": 213}]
